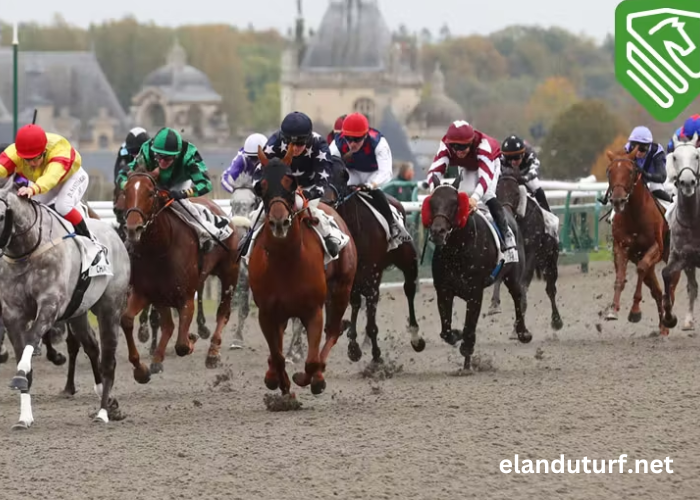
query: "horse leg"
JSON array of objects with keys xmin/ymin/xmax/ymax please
[
  {"xmin": 137, "ymin": 306, "xmax": 150, "ymax": 344},
  {"xmin": 365, "ymin": 285, "xmax": 383, "ymax": 364},
  {"xmin": 316, "ymin": 278, "xmax": 354, "ymax": 393},
  {"xmin": 43, "ymin": 328, "xmax": 67, "ymax": 366},
  {"xmin": 60, "ymin": 325, "xmax": 81, "ymax": 397},
  {"xmin": 66, "ymin": 314, "xmax": 103, "ymax": 402},
  {"xmin": 487, "ymin": 278, "xmax": 502, "ymax": 316},
  {"xmin": 174, "ymin": 297, "xmax": 197, "ymax": 357},
  {"xmin": 644, "ymin": 270, "xmax": 668, "ymax": 336},
  {"xmin": 230, "ymin": 266, "xmax": 249, "ymax": 349},
  {"xmin": 543, "ymin": 252, "xmax": 563, "ymax": 330},
  {"xmin": 259, "ymin": 313, "xmax": 291, "ymax": 394},
  {"xmin": 662, "ymin": 253, "xmax": 685, "ymax": 329},
  {"xmin": 682, "ymin": 267, "xmax": 698, "ymax": 331},
  {"xmin": 436, "ymin": 287, "xmax": 460, "ymax": 345},
  {"xmin": 460, "ymin": 293, "xmax": 484, "ymax": 371},
  {"xmin": 504, "ymin": 268, "xmax": 533, "ymax": 343},
  {"xmin": 606, "ymin": 242, "xmax": 629, "ymax": 321},
  {"xmin": 149, "ymin": 306, "xmax": 160, "ymax": 356},
  {"xmin": 292, "ymin": 307, "xmax": 324, "ymax": 393},
  {"xmin": 151, "ymin": 308, "xmax": 175, "ymax": 374},
  {"xmin": 120, "ymin": 291, "xmax": 151, "ymax": 384},
  {"xmin": 394, "ymin": 249, "xmax": 425, "ymax": 352},
  {"xmin": 0, "ymin": 327, "xmax": 8, "ymax": 364},
  {"xmin": 197, "ymin": 284, "xmax": 211, "ymax": 340},
  {"xmin": 92, "ymin": 303, "xmax": 121, "ymax": 423},
  {"xmin": 206, "ymin": 275, "xmax": 235, "ymax": 369},
  {"xmin": 285, "ymin": 318, "xmax": 305, "ymax": 364},
  {"xmin": 346, "ymin": 287, "xmax": 363, "ymax": 362}
]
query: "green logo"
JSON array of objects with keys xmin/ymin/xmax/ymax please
[{"xmin": 616, "ymin": 0, "xmax": 700, "ymax": 122}]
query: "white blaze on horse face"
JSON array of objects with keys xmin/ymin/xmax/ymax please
[
  {"xmin": 673, "ymin": 143, "xmax": 700, "ymax": 197},
  {"xmin": 17, "ymin": 344, "xmax": 34, "ymax": 374}
]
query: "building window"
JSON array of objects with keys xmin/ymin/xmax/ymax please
[
  {"xmin": 98, "ymin": 134, "xmax": 110, "ymax": 149},
  {"xmin": 353, "ymin": 98, "xmax": 375, "ymax": 125},
  {"xmin": 146, "ymin": 103, "xmax": 166, "ymax": 129}
]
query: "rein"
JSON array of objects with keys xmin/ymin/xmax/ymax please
[{"xmin": 123, "ymin": 172, "xmax": 174, "ymax": 230}]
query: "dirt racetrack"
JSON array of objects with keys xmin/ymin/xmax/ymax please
[{"xmin": 0, "ymin": 261, "xmax": 697, "ymax": 499}]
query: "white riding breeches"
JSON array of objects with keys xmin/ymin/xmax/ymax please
[
  {"xmin": 524, "ymin": 177, "xmax": 541, "ymax": 192},
  {"xmin": 33, "ymin": 167, "xmax": 89, "ymax": 216},
  {"xmin": 457, "ymin": 158, "xmax": 501, "ymax": 203}
]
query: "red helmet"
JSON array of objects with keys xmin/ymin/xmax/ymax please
[
  {"xmin": 444, "ymin": 120, "xmax": 475, "ymax": 144},
  {"xmin": 342, "ymin": 113, "xmax": 370, "ymax": 137},
  {"xmin": 15, "ymin": 124, "xmax": 48, "ymax": 159},
  {"xmin": 333, "ymin": 114, "xmax": 347, "ymax": 133}
]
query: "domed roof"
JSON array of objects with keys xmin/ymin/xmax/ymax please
[
  {"xmin": 143, "ymin": 40, "xmax": 214, "ymax": 91},
  {"xmin": 407, "ymin": 63, "xmax": 464, "ymax": 128}
]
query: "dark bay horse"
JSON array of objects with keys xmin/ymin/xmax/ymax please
[
  {"xmin": 603, "ymin": 148, "xmax": 669, "ymax": 335},
  {"xmin": 120, "ymin": 166, "xmax": 240, "ymax": 382},
  {"xmin": 423, "ymin": 185, "xmax": 532, "ymax": 370},
  {"xmin": 488, "ymin": 165, "xmax": 563, "ymax": 330},
  {"xmin": 324, "ymin": 158, "xmax": 424, "ymax": 363},
  {"xmin": 248, "ymin": 146, "xmax": 357, "ymax": 396}
]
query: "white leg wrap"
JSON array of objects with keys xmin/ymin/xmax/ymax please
[
  {"xmin": 17, "ymin": 345, "xmax": 34, "ymax": 374},
  {"xmin": 19, "ymin": 393, "xmax": 33, "ymax": 426},
  {"xmin": 95, "ymin": 408, "xmax": 109, "ymax": 423}
]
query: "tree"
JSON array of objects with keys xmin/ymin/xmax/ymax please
[
  {"xmin": 591, "ymin": 134, "xmax": 628, "ymax": 181},
  {"xmin": 540, "ymin": 99, "xmax": 625, "ymax": 180},
  {"xmin": 525, "ymin": 76, "xmax": 579, "ymax": 136}
]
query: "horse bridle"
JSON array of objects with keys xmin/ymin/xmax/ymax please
[
  {"xmin": 0, "ymin": 197, "xmax": 43, "ymax": 259},
  {"xmin": 427, "ymin": 185, "xmax": 460, "ymax": 240},
  {"xmin": 123, "ymin": 172, "xmax": 172, "ymax": 229},
  {"xmin": 672, "ymin": 141, "xmax": 700, "ymax": 185},
  {"xmin": 605, "ymin": 157, "xmax": 640, "ymax": 204}
]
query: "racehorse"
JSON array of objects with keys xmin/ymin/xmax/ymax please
[
  {"xmin": 661, "ymin": 136, "xmax": 700, "ymax": 330},
  {"xmin": 0, "ymin": 174, "xmax": 131, "ymax": 428},
  {"xmin": 323, "ymin": 157, "xmax": 424, "ymax": 364},
  {"xmin": 248, "ymin": 146, "xmax": 357, "ymax": 396},
  {"xmin": 603, "ymin": 147, "xmax": 670, "ymax": 335},
  {"xmin": 488, "ymin": 163, "xmax": 563, "ymax": 330},
  {"xmin": 422, "ymin": 185, "xmax": 532, "ymax": 370},
  {"xmin": 120, "ymin": 165, "xmax": 240, "ymax": 380}
]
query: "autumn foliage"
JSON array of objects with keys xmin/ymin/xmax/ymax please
[{"xmin": 591, "ymin": 135, "xmax": 629, "ymax": 181}]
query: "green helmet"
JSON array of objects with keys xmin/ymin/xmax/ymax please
[{"xmin": 151, "ymin": 127, "xmax": 182, "ymax": 156}]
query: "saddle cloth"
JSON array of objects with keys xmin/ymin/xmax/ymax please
[
  {"xmin": 243, "ymin": 197, "xmax": 350, "ymax": 266},
  {"xmin": 517, "ymin": 186, "xmax": 560, "ymax": 241},
  {"xmin": 172, "ymin": 201, "xmax": 234, "ymax": 242},
  {"xmin": 356, "ymin": 192, "xmax": 413, "ymax": 251},
  {"xmin": 473, "ymin": 205, "xmax": 505, "ymax": 265}
]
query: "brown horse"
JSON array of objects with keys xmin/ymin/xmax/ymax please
[
  {"xmin": 120, "ymin": 166, "xmax": 240, "ymax": 382},
  {"xmin": 249, "ymin": 146, "xmax": 357, "ymax": 396},
  {"xmin": 324, "ymin": 157, "xmax": 424, "ymax": 363},
  {"xmin": 603, "ymin": 147, "xmax": 670, "ymax": 335}
]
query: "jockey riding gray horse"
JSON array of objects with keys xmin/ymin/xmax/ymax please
[{"xmin": 0, "ymin": 174, "xmax": 130, "ymax": 429}]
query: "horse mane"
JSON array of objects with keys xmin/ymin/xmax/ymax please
[{"xmin": 233, "ymin": 171, "xmax": 254, "ymax": 188}]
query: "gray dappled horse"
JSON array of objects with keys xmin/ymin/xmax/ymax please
[
  {"xmin": 661, "ymin": 136, "xmax": 700, "ymax": 331},
  {"xmin": 0, "ymin": 174, "xmax": 131, "ymax": 429}
]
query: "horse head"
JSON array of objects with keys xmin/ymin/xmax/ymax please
[
  {"xmin": 421, "ymin": 185, "xmax": 470, "ymax": 246},
  {"xmin": 229, "ymin": 171, "xmax": 259, "ymax": 220},
  {"xmin": 670, "ymin": 133, "xmax": 700, "ymax": 198},
  {"xmin": 606, "ymin": 147, "xmax": 641, "ymax": 213},
  {"xmin": 122, "ymin": 165, "xmax": 168, "ymax": 244},
  {"xmin": 325, "ymin": 155, "xmax": 350, "ymax": 203},
  {"xmin": 0, "ymin": 174, "xmax": 38, "ymax": 257},
  {"xmin": 255, "ymin": 144, "xmax": 298, "ymax": 238},
  {"xmin": 497, "ymin": 161, "xmax": 523, "ymax": 212}
]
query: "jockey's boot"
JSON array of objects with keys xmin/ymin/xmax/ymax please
[
  {"xmin": 486, "ymin": 198, "xmax": 518, "ymax": 263},
  {"xmin": 74, "ymin": 219, "xmax": 94, "ymax": 241},
  {"xmin": 324, "ymin": 236, "xmax": 340, "ymax": 258},
  {"xmin": 534, "ymin": 188, "xmax": 552, "ymax": 212},
  {"xmin": 652, "ymin": 189, "xmax": 673, "ymax": 203}
]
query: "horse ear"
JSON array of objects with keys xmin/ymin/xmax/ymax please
[
  {"xmin": 282, "ymin": 143, "xmax": 294, "ymax": 166},
  {"xmin": 606, "ymin": 150, "xmax": 615, "ymax": 161},
  {"xmin": 0, "ymin": 173, "xmax": 15, "ymax": 194},
  {"xmin": 693, "ymin": 132, "xmax": 698, "ymax": 145},
  {"xmin": 456, "ymin": 192, "xmax": 471, "ymax": 228},
  {"xmin": 421, "ymin": 195, "xmax": 433, "ymax": 228},
  {"xmin": 257, "ymin": 145, "xmax": 268, "ymax": 167},
  {"xmin": 673, "ymin": 134, "xmax": 680, "ymax": 148}
]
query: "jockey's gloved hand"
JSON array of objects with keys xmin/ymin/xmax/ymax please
[
  {"xmin": 303, "ymin": 186, "xmax": 324, "ymax": 200},
  {"xmin": 168, "ymin": 190, "xmax": 188, "ymax": 201},
  {"xmin": 14, "ymin": 176, "xmax": 29, "ymax": 188}
]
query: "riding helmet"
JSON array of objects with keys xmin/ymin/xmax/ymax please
[
  {"xmin": 444, "ymin": 120, "xmax": 475, "ymax": 144},
  {"xmin": 125, "ymin": 127, "xmax": 150, "ymax": 156},
  {"xmin": 15, "ymin": 124, "xmax": 48, "ymax": 159},
  {"xmin": 501, "ymin": 135, "xmax": 526, "ymax": 157},
  {"xmin": 243, "ymin": 133, "xmax": 268, "ymax": 156},
  {"xmin": 342, "ymin": 113, "xmax": 370, "ymax": 138},
  {"xmin": 682, "ymin": 114, "xmax": 700, "ymax": 139},
  {"xmin": 627, "ymin": 126, "xmax": 653, "ymax": 144},
  {"xmin": 281, "ymin": 112, "xmax": 313, "ymax": 143},
  {"xmin": 151, "ymin": 127, "xmax": 182, "ymax": 156}
]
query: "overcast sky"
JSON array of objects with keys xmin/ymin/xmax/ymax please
[{"xmin": 9, "ymin": 0, "xmax": 615, "ymax": 43}]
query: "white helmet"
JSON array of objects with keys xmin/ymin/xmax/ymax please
[{"xmin": 243, "ymin": 133, "xmax": 268, "ymax": 156}]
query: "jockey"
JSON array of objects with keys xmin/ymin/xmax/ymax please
[
  {"xmin": 427, "ymin": 120, "xmax": 518, "ymax": 263},
  {"xmin": 628, "ymin": 126, "xmax": 671, "ymax": 202},
  {"xmin": 0, "ymin": 124, "xmax": 94, "ymax": 240},
  {"xmin": 117, "ymin": 127, "xmax": 232, "ymax": 253},
  {"xmin": 249, "ymin": 111, "xmax": 341, "ymax": 257},
  {"xmin": 328, "ymin": 112, "xmax": 406, "ymax": 241},
  {"xmin": 221, "ymin": 133, "xmax": 267, "ymax": 193},
  {"xmin": 500, "ymin": 134, "xmax": 551, "ymax": 212},
  {"xmin": 327, "ymin": 114, "xmax": 347, "ymax": 146},
  {"xmin": 113, "ymin": 127, "xmax": 150, "ymax": 225},
  {"xmin": 667, "ymin": 114, "xmax": 700, "ymax": 153}
]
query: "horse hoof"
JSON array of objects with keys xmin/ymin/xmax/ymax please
[
  {"xmin": 175, "ymin": 344, "xmax": 191, "ymax": 357},
  {"xmin": 60, "ymin": 388, "xmax": 76, "ymax": 398},
  {"xmin": 517, "ymin": 330, "xmax": 533, "ymax": 344},
  {"xmin": 341, "ymin": 319, "xmax": 352, "ymax": 333},
  {"xmin": 551, "ymin": 316, "xmax": 563, "ymax": 331},
  {"xmin": 604, "ymin": 311, "xmax": 618, "ymax": 321},
  {"xmin": 311, "ymin": 378, "xmax": 326, "ymax": 395},
  {"xmin": 486, "ymin": 306, "xmax": 501, "ymax": 316},
  {"xmin": 628, "ymin": 311, "xmax": 642, "ymax": 323},
  {"xmin": 411, "ymin": 338, "xmax": 426, "ymax": 353},
  {"xmin": 198, "ymin": 325, "xmax": 211, "ymax": 340},
  {"xmin": 150, "ymin": 362, "xmax": 164, "ymax": 375},
  {"xmin": 662, "ymin": 314, "xmax": 678, "ymax": 329},
  {"xmin": 137, "ymin": 324, "xmax": 150, "ymax": 343},
  {"xmin": 229, "ymin": 339, "xmax": 245, "ymax": 350},
  {"xmin": 134, "ymin": 365, "xmax": 152, "ymax": 384},
  {"xmin": 205, "ymin": 355, "xmax": 221, "ymax": 369},
  {"xmin": 92, "ymin": 409, "xmax": 109, "ymax": 424},
  {"xmin": 347, "ymin": 341, "xmax": 362, "ymax": 362},
  {"xmin": 264, "ymin": 377, "xmax": 279, "ymax": 391},
  {"xmin": 440, "ymin": 329, "xmax": 462, "ymax": 346},
  {"xmin": 682, "ymin": 319, "xmax": 695, "ymax": 331},
  {"xmin": 9, "ymin": 373, "xmax": 28, "ymax": 391},
  {"xmin": 292, "ymin": 372, "xmax": 311, "ymax": 388},
  {"xmin": 0, "ymin": 348, "xmax": 9, "ymax": 364},
  {"xmin": 11, "ymin": 421, "xmax": 30, "ymax": 431}
]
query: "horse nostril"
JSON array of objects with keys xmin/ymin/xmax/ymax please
[{"xmin": 282, "ymin": 219, "xmax": 291, "ymax": 227}]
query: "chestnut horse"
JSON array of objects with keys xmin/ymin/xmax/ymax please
[
  {"xmin": 120, "ymin": 165, "xmax": 240, "ymax": 382},
  {"xmin": 603, "ymin": 147, "xmax": 670, "ymax": 335},
  {"xmin": 249, "ymin": 146, "xmax": 357, "ymax": 396}
]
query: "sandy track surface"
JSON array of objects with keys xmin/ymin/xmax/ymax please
[{"xmin": 0, "ymin": 261, "xmax": 697, "ymax": 499}]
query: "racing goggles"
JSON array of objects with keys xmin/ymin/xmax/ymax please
[
  {"xmin": 448, "ymin": 142, "xmax": 471, "ymax": 152},
  {"xmin": 629, "ymin": 142, "xmax": 649, "ymax": 153},
  {"xmin": 282, "ymin": 134, "xmax": 310, "ymax": 146}
]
